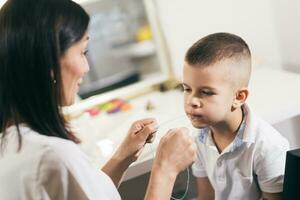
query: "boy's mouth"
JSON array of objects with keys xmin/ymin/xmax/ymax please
[
  {"xmin": 187, "ymin": 113, "xmax": 208, "ymax": 128},
  {"xmin": 187, "ymin": 113, "xmax": 204, "ymax": 121}
]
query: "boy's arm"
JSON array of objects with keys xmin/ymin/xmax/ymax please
[
  {"xmin": 196, "ymin": 177, "xmax": 214, "ymax": 200},
  {"xmin": 262, "ymin": 192, "xmax": 282, "ymax": 200},
  {"xmin": 145, "ymin": 128, "xmax": 197, "ymax": 200}
]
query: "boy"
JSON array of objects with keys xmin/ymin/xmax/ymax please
[{"xmin": 183, "ymin": 33, "xmax": 289, "ymax": 200}]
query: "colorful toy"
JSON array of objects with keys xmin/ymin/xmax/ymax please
[{"xmin": 85, "ymin": 98, "xmax": 132, "ymax": 117}]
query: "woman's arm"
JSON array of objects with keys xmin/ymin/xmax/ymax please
[
  {"xmin": 145, "ymin": 128, "xmax": 197, "ymax": 200},
  {"xmin": 101, "ymin": 153, "xmax": 132, "ymax": 187},
  {"xmin": 102, "ymin": 121, "xmax": 197, "ymax": 199}
]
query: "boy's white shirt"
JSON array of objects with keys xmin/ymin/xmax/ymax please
[
  {"xmin": 192, "ymin": 104, "xmax": 289, "ymax": 200},
  {"xmin": 0, "ymin": 125, "xmax": 121, "ymax": 200}
]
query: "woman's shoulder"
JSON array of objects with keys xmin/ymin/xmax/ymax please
[
  {"xmin": 2, "ymin": 124, "xmax": 83, "ymax": 164},
  {"xmin": 0, "ymin": 125, "xmax": 86, "ymax": 199},
  {"xmin": 22, "ymin": 128, "xmax": 120, "ymax": 199},
  {"xmin": 1, "ymin": 124, "xmax": 121, "ymax": 200},
  {"xmin": 21, "ymin": 125, "xmax": 77, "ymax": 149},
  {"xmin": 21, "ymin": 125, "xmax": 87, "ymax": 163}
]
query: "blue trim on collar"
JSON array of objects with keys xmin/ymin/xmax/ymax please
[
  {"xmin": 198, "ymin": 127, "xmax": 210, "ymax": 143},
  {"xmin": 197, "ymin": 106, "xmax": 248, "ymax": 152},
  {"xmin": 231, "ymin": 107, "xmax": 248, "ymax": 152}
]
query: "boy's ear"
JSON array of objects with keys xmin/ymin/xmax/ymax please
[{"xmin": 232, "ymin": 87, "xmax": 249, "ymax": 109}]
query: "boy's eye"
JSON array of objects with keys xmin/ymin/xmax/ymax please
[{"xmin": 201, "ymin": 91, "xmax": 214, "ymax": 96}]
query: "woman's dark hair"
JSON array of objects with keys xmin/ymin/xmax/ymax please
[{"xmin": 0, "ymin": 0, "xmax": 90, "ymax": 149}]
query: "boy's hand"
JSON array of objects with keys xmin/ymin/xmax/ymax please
[
  {"xmin": 153, "ymin": 127, "xmax": 197, "ymax": 176},
  {"xmin": 144, "ymin": 128, "xmax": 197, "ymax": 200}
]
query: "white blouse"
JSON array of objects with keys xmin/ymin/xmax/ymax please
[{"xmin": 0, "ymin": 125, "xmax": 121, "ymax": 200}]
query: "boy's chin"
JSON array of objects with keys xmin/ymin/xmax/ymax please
[{"xmin": 190, "ymin": 121, "xmax": 209, "ymax": 129}]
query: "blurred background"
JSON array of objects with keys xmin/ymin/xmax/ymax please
[
  {"xmin": 1, "ymin": 0, "xmax": 299, "ymax": 98},
  {"xmin": 1, "ymin": 0, "xmax": 300, "ymax": 199}
]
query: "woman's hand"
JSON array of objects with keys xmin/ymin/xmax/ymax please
[
  {"xmin": 145, "ymin": 127, "xmax": 197, "ymax": 199},
  {"xmin": 102, "ymin": 118, "xmax": 157, "ymax": 187},
  {"xmin": 114, "ymin": 118, "xmax": 158, "ymax": 163}
]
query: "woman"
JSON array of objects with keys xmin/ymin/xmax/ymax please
[{"xmin": 0, "ymin": 0, "xmax": 196, "ymax": 199}]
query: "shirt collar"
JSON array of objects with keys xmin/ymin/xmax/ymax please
[
  {"xmin": 231, "ymin": 107, "xmax": 247, "ymax": 152},
  {"xmin": 197, "ymin": 105, "xmax": 250, "ymax": 152}
]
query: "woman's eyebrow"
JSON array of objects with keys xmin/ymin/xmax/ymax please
[{"xmin": 181, "ymin": 83, "xmax": 190, "ymax": 87}]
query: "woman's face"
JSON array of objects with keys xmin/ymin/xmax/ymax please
[{"xmin": 60, "ymin": 33, "xmax": 90, "ymax": 106}]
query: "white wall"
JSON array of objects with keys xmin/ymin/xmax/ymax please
[
  {"xmin": 154, "ymin": 0, "xmax": 283, "ymax": 79},
  {"xmin": 272, "ymin": 0, "xmax": 300, "ymax": 73},
  {"xmin": 2, "ymin": 0, "xmax": 300, "ymax": 74},
  {"xmin": 0, "ymin": 0, "xmax": 5, "ymax": 8},
  {"xmin": 273, "ymin": 115, "xmax": 300, "ymax": 150}
]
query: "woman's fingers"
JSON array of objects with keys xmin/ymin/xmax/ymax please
[
  {"xmin": 146, "ymin": 132, "xmax": 156, "ymax": 143},
  {"xmin": 131, "ymin": 118, "xmax": 156, "ymax": 134},
  {"xmin": 138, "ymin": 123, "xmax": 157, "ymax": 140}
]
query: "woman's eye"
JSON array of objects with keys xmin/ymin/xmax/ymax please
[
  {"xmin": 183, "ymin": 88, "xmax": 191, "ymax": 92},
  {"xmin": 83, "ymin": 49, "xmax": 88, "ymax": 55}
]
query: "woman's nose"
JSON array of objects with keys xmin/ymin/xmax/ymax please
[{"xmin": 84, "ymin": 63, "xmax": 90, "ymax": 74}]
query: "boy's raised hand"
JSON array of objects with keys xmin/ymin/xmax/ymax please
[
  {"xmin": 144, "ymin": 127, "xmax": 197, "ymax": 200},
  {"xmin": 154, "ymin": 127, "xmax": 197, "ymax": 175}
]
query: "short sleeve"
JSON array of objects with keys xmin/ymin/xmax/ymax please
[
  {"xmin": 38, "ymin": 140, "xmax": 121, "ymax": 200},
  {"xmin": 192, "ymin": 142, "xmax": 207, "ymax": 177},
  {"xmin": 254, "ymin": 137, "xmax": 289, "ymax": 193}
]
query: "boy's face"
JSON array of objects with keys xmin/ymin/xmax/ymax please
[{"xmin": 183, "ymin": 61, "xmax": 236, "ymax": 129}]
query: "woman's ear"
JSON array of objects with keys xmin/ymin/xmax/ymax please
[
  {"xmin": 50, "ymin": 69, "xmax": 57, "ymax": 83},
  {"xmin": 232, "ymin": 87, "xmax": 249, "ymax": 109}
]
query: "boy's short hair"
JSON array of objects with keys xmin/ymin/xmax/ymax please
[{"xmin": 185, "ymin": 32, "xmax": 251, "ymax": 87}]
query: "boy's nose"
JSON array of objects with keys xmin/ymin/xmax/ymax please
[{"xmin": 188, "ymin": 97, "xmax": 201, "ymax": 108}]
